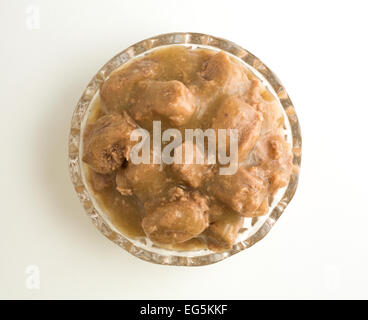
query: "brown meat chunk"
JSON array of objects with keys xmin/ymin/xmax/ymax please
[
  {"xmin": 206, "ymin": 214, "xmax": 244, "ymax": 252},
  {"xmin": 257, "ymin": 101, "xmax": 284, "ymax": 134},
  {"xmin": 210, "ymin": 167, "xmax": 268, "ymax": 217},
  {"xmin": 171, "ymin": 140, "xmax": 213, "ymax": 188},
  {"xmin": 212, "ymin": 96, "xmax": 263, "ymax": 160},
  {"xmin": 130, "ymin": 80, "xmax": 196, "ymax": 127},
  {"xmin": 83, "ymin": 112, "xmax": 138, "ymax": 174},
  {"xmin": 253, "ymin": 134, "xmax": 293, "ymax": 194},
  {"xmin": 142, "ymin": 190, "xmax": 209, "ymax": 244},
  {"xmin": 248, "ymin": 79, "xmax": 284, "ymax": 134},
  {"xmin": 89, "ymin": 170, "xmax": 114, "ymax": 192},
  {"xmin": 167, "ymin": 186, "xmax": 186, "ymax": 201},
  {"xmin": 116, "ymin": 161, "xmax": 171, "ymax": 203},
  {"xmin": 207, "ymin": 202, "xmax": 227, "ymax": 223},
  {"xmin": 253, "ymin": 196, "xmax": 269, "ymax": 216},
  {"xmin": 201, "ymin": 51, "xmax": 250, "ymax": 95},
  {"xmin": 100, "ymin": 59, "xmax": 159, "ymax": 114}
]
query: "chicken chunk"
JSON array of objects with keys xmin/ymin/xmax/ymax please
[
  {"xmin": 257, "ymin": 101, "xmax": 284, "ymax": 135},
  {"xmin": 253, "ymin": 134, "xmax": 293, "ymax": 194},
  {"xmin": 206, "ymin": 213, "xmax": 244, "ymax": 252},
  {"xmin": 212, "ymin": 96, "xmax": 263, "ymax": 160},
  {"xmin": 201, "ymin": 51, "xmax": 250, "ymax": 95},
  {"xmin": 129, "ymin": 80, "xmax": 195, "ymax": 127},
  {"xmin": 170, "ymin": 140, "xmax": 213, "ymax": 188},
  {"xmin": 207, "ymin": 202, "xmax": 227, "ymax": 223},
  {"xmin": 248, "ymin": 79, "xmax": 284, "ymax": 134},
  {"xmin": 253, "ymin": 196, "xmax": 269, "ymax": 216},
  {"xmin": 83, "ymin": 112, "xmax": 138, "ymax": 174},
  {"xmin": 148, "ymin": 46, "xmax": 212, "ymax": 85},
  {"xmin": 116, "ymin": 161, "xmax": 171, "ymax": 204},
  {"xmin": 142, "ymin": 190, "xmax": 209, "ymax": 244},
  {"xmin": 100, "ymin": 59, "xmax": 159, "ymax": 114},
  {"xmin": 89, "ymin": 170, "xmax": 114, "ymax": 192},
  {"xmin": 210, "ymin": 167, "xmax": 268, "ymax": 217}
]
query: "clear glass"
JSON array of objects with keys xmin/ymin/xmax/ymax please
[{"xmin": 68, "ymin": 32, "xmax": 302, "ymax": 266}]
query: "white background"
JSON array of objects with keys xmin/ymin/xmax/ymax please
[{"xmin": 1, "ymin": 0, "xmax": 367, "ymax": 300}]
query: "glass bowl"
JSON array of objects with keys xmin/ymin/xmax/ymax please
[{"xmin": 68, "ymin": 32, "xmax": 302, "ymax": 266}]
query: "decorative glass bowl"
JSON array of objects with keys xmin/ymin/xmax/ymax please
[{"xmin": 68, "ymin": 32, "xmax": 302, "ymax": 266}]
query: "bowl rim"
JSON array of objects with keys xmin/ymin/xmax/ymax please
[{"xmin": 68, "ymin": 32, "xmax": 302, "ymax": 266}]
